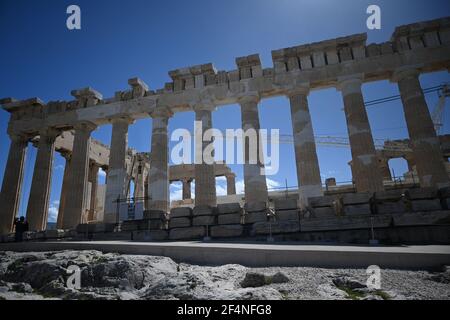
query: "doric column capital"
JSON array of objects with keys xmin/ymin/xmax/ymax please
[
  {"xmin": 237, "ymin": 94, "xmax": 260, "ymax": 105},
  {"xmin": 390, "ymin": 67, "xmax": 420, "ymax": 83},
  {"xmin": 109, "ymin": 116, "xmax": 135, "ymax": 126},
  {"xmin": 38, "ymin": 127, "xmax": 60, "ymax": 144},
  {"xmin": 336, "ymin": 75, "xmax": 363, "ymax": 95},
  {"xmin": 193, "ymin": 101, "xmax": 215, "ymax": 113},
  {"xmin": 9, "ymin": 132, "xmax": 31, "ymax": 144},
  {"xmin": 150, "ymin": 106, "xmax": 173, "ymax": 119},
  {"xmin": 74, "ymin": 121, "xmax": 97, "ymax": 134},
  {"xmin": 286, "ymin": 84, "xmax": 310, "ymax": 98}
]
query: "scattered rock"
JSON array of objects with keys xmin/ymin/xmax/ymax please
[
  {"xmin": 240, "ymin": 272, "xmax": 267, "ymax": 288},
  {"xmin": 271, "ymin": 272, "xmax": 290, "ymax": 284}
]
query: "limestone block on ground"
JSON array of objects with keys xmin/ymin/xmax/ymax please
[
  {"xmin": 132, "ymin": 230, "xmax": 168, "ymax": 241},
  {"xmin": 311, "ymin": 207, "xmax": 335, "ymax": 219},
  {"xmin": 144, "ymin": 210, "xmax": 167, "ymax": 220},
  {"xmin": 439, "ymin": 187, "xmax": 450, "ymax": 199},
  {"xmin": 217, "ymin": 203, "xmax": 241, "ymax": 214},
  {"xmin": 76, "ymin": 223, "xmax": 115, "ymax": 233},
  {"xmin": 169, "ymin": 226, "xmax": 205, "ymax": 240},
  {"xmin": 442, "ymin": 198, "xmax": 450, "ymax": 210},
  {"xmin": 1, "ymin": 233, "xmax": 15, "ymax": 243},
  {"xmin": 192, "ymin": 215, "xmax": 216, "ymax": 226},
  {"xmin": 252, "ymin": 220, "xmax": 299, "ymax": 235},
  {"xmin": 35, "ymin": 231, "xmax": 46, "ymax": 240},
  {"xmin": 120, "ymin": 220, "xmax": 142, "ymax": 232},
  {"xmin": 44, "ymin": 229, "xmax": 65, "ymax": 239},
  {"xmin": 376, "ymin": 201, "xmax": 407, "ymax": 214},
  {"xmin": 309, "ymin": 196, "xmax": 336, "ymax": 208},
  {"xmin": 411, "ymin": 199, "xmax": 442, "ymax": 212},
  {"xmin": 342, "ymin": 192, "xmax": 371, "ymax": 205},
  {"xmin": 300, "ymin": 215, "xmax": 392, "ymax": 232},
  {"xmin": 344, "ymin": 204, "xmax": 371, "ymax": 216},
  {"xmin": 193, "ymin": 205, "xmax": 214, "ymax": 216},
  {"xmin": 23, "ymin": 231, "xmax": 36, "ymax": 240},
  {"xmin": 146, "ymin": 219, "xmax": 167, "ymax": 230},
  {"xmin": 244, "ymin": 211, "xmax": 267, "ymax": 224},
  {"xmin": 406, "ymin": 188, "xmax": 438, "ymax": 200},
  {"xmin": 244, "ymin": 201, "xmax": 267, "ymax": 213},
  {"xmin": 274, "ymin": 198, "xmax": 298, "ymax": 211},
  {"xmin": 275, "ymin": 210, "xmax": 299, "ymax": 221},
  {"xmin": 170, "ymin": 207, "xmax": 192, "ymax": 218},
  {"xmin": 374, "ymin": 190, "xmax": 405, "ymax": 201},
  {"xmin": 169, "ymin": 217, "xmax": 191, "ymax": 229},
  {"xmin": 392, "ymin": 210, "xmax": 450, "ymax": 226},
  {"xmin": 211, "ymin": 224, "xmax": 243, "ymax": 238},
  {"xmin": 218, "ymin": 213, "xmax": 242, "ymax": 225}
]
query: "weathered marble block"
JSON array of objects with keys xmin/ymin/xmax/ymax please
[
  {"xmin": 193, "ymin": 205, "xmax": 214, "ymax": 216},
  {"xmin": 192, "ymin": 215, "xmax": 216, "ymax": 226},
  {"xmin": 275, "ymin": 210, "xmax": 299, "ymax": 221},
  {"xmin": 342, "ymin": 192, "xmax": 371, "ymax": 205},
  {"xmin": 244, "ymin": 211, "xmax": 267, "ymax": 224},
  {"xmin": 218, "ymin": 213, "xmax": 242, "ymax": 225},
  {"xmin": 217, "ymin": 203, "xmax": 241, "ymax": 214},
  {"xmin": 274, "ymin": 198, "xmax": 298, "ymax": 211},
  {"xmin": 312, "ymin": 207, "xmax": 335, "ymax": 219},
  {"xmin": 169, "ymin": 217, "xmax": 191, "ymax": 229},
  {"xmin": 411, "ymin": 199, "xmax": 442, "ymax": 212},
  {"xmin": 344, "ymin": 204, "xmax": 371, "ymax": 216},
  {"xmin": 252, "ymin": 220, "xmax": 299, "ymax": 235},
  {"xmin": 132, "ymin": 230, "xmax": 168, "ymax": 241},
  {"xmin": 170, "ymin": 207, "xmax": 192, "ymax": 218},
  {"xmin": 406, "ymin": 188, "xmax": 438, "ymax": 200},
  {"xmin": 211, "ymin": 225, "xmax": 243, "ymax": 238},
  {"xmin": 376, "ymin": 201, "xmax": 407, "ymax": 214},
  {"xmin": 169, "ymin": 226, "xmax": 205, "ymax": 240}
]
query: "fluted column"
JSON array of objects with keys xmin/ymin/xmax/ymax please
[
  {"xmin": 62, "ymin": 122, "xmax": 96, "ymax": 229},
  {"xmin": 133, "ymin": 164, "xmax": 146, "ymax": 199},
  {"xmin": 26, "ymin": 128, "xmax": 59, "ymax": 231},
  {"xmin": 57, "ymin": 151, "xmax": 71, "ymax": 229},
  {"xmin": 288, "ymin": 86, "xmax": 323, "ymax": 207},
  {"xmin": 104, "ymin": 118, "xmax": 133, "ymax": 222},
  {"xmin": 393, "ymin": 68, "xmax": 450, "ymax": 188},
  {"xmin": 182, "ymin": 178, "xmax": 192, "ymax": 200},
  {"xmin": 239, "ymin": 95, "xmax": 268, "ymax": 205},
  {"xmin": 194, "ymin": 106, "xmax": 217, "ymax": 206},
  {"xmin": 88, "ymin": 161, "xmax": 100, "ymax": 221},
  {"xmin": 0, "ymin": 134, "xmax": 28, "ymax": 235},
  {"xmin": 148, "ymin": 109, "xmax": 172, "ymax": 212},
  {"xmin": 337, "ymin": 76, "xmax": 384, "ymax": 193},
  {"xmin": 226, "ymin": 174, "xmax": 236, "ymax": 195}
]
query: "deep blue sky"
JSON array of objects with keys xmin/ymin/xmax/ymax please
[{"xmin": 0, "ymin": 0, "xmax": 449, "ymax": 222}]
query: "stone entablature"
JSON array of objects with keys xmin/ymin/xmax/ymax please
[{"xmin": 2, "ymin": 17, "xmax": 449, "ymax": 136}]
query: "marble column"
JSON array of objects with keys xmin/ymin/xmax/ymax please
[
  {"xmin": 62, "ymin": 122, "xmax": 96, "ymax": 229},
  {"xmin": 239, "ymin": 95, "xmax": 268, "ymax": 206},
  {"xmin": 26, "ymin": 128, "xmax": 59, "ymax": 231},
  {"xmin": 133, "ymin": 164, "xmax": 146, "ymax": 199},
  {"xmin": 288, "ymin": 87, "xmax": 323, "ymax": 207},
  {"xmin": 226, "ymin": 174, "xmax": 236, "ymax": 195},
  {"xmin": 0, "ymin": 134, "xmax": 28, "ymax": 235},
  {"xmin": 104, "ymin": 118, "xmax": 132, "ymax": 222},
  {"xmin": 56, "ymin": 151, "xmax": 71, "ymax": 229},
  {"xmin": 194, "ymin": 106, "xmax": 217, "ymax": 207},
  {"xmin": 148, "ymin": 109, "xmax": 171, "ymax": 212},
  {"xmin": 337, "ymin": 76, "xmax": 384, "ymax": 193},
  {"xmin": 88, "ymin": 161, "xmax": 100, "ymax": 221},
  {"xmin": 393, "ymin": 69, "xmax": 450, "ymax": 188},
  {"xmin": 182, "ymin": 178, "xmax": 192, "ymax": 200},
  {"xmin": 379, "ymin": 158, "xmax": 392, "ymax": 181}
]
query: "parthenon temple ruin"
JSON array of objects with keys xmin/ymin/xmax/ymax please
[{"xmin": 1, "ymin": 17, "xmax": 450, "ymax": 243}]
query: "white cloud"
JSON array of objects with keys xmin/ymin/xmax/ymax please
[
  {"xmin": 48, "ymin": 200, "xmax": 60, "ymax": 223},
  {"xmin": 54, "ymin": 164, "xmax": 64, "ymax": 171},
  {"xmin": 98, "ymin": 170, "xmax": 107, "ymax": 177}
]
